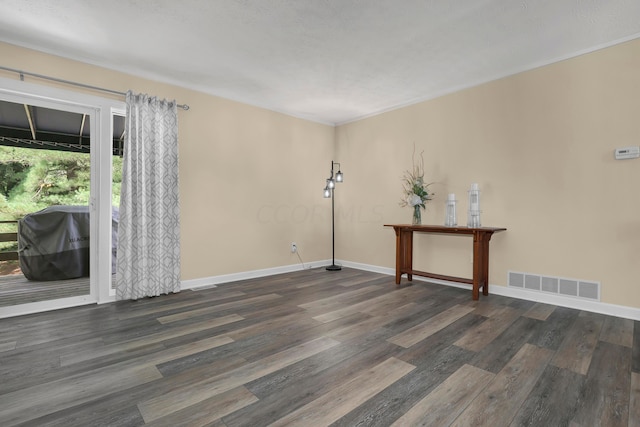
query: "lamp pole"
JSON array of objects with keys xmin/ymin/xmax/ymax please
[{"xmin": 323, "ymin": 161, "xmax": 343, "ymax": 271}]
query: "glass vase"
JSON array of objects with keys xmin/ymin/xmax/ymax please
[{"xmin": 412, "ymin": 205, "xmax": 422, "ymax": 225}]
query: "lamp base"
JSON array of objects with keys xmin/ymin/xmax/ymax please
[{"xmin": 326, "ymin": 264, "xmax": 342, "ymax": 271}]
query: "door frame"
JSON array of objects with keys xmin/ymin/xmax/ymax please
[{"xmin": 0, "ymin": 76, "xmax": 125, "ymax": 318}]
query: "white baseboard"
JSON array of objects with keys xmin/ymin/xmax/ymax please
[
  {"xmin": 176, "ymin": 258, "xmax": 640, "ymax": 321},
  {"xmin": 341, "ymin": 260, "xmax": 640, "ymax": 321},
  {"xmin": 181, "ymin": 259, "xmax": 331, "ymax": 290},
  {"xmin": 6, "ymin": 259, "xmax": 636, "ymax": 321},
  {"xmin": 490, "ymin": 285, "xmax": 640, "ymax": 321}
]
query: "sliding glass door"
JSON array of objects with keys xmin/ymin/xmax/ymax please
[
  {"xmin": 0, "ymin": 76, "xmax": 125, "ymax": 317},
  {"xmin": 0, "ymin": 99, "xmax": 93, "ymax": 307}
]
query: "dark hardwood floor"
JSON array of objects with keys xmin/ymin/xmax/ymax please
[{"xmin": 0, "ymin": 267, "xmax": 637, "ymax": 426}]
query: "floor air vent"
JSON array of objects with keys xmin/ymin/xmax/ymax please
[{"xmin": 508, "ymin": 271, "xmax": 600, "ymax": 301}]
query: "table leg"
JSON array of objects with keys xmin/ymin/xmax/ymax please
[
  {"xmin": 394, "ymin": 228, "xmax": 414, "ymax": 284},
  {"xmin": 481, "ymin": 235, "xmax": 492, "ymax": 296},
  {"xmin": 402, "ymin": 230, "xmax": 413, "ymax": 281},
  {"xmin": 472, "ymin": 231, "xmax": 493, "ymax": 299},
  {"xmin": 472, "ymin": 234, "xmax": 481, "ymax": 300},
  {"xmin": 394, "ymin": 228, "xmax": 402, "ymax": 284}
]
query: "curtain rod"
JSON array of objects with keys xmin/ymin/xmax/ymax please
[{"xmin": 0, "ymin": 65, "xmax": 190, "ymax": 110}]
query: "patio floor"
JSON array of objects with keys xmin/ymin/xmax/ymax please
[{"xmin": 0, "ymin": 273, "xmax": 90, "ymax": 307}]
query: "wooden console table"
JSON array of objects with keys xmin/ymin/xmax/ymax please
[{"xmin": 385, "ymin": 224, "xmax": 506, "ymax": 300}]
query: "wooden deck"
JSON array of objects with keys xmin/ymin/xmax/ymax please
[{"xmin": 0, "ymin": 273, "xmax": 90, "ymax": 307}]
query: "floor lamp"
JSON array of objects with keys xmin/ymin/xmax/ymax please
[{"xmin": 323, "ymin": 161, "xmax": 343, "ymax": 271}]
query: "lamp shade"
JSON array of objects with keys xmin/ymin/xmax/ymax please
[{"xmin": 336, "ymin": 170, "xmax": 343, "ymax": 182}]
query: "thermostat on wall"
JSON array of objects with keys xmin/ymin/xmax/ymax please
[{"xmin": 614, "ymin": 146, "xmax": 640, "ymax": 160}]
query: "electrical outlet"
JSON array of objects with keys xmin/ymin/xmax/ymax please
[{"xmin": 291, "ymin": 242, "xmax": 297, "ymax": 253}]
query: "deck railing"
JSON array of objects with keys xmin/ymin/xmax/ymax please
[{"xmin": 0, "ymin": 220, "xmax": 19, "ymax": 261}]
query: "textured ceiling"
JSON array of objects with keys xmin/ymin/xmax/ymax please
[{"xmin": 1, "ymin": 0, "xmax": 639, "ymax": 125}]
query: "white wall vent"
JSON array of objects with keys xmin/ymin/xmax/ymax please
[{"xmin": 508, "ymin": 271, "xmax": 600, "ymax": 301}]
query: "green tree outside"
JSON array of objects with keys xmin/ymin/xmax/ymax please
[{"xmin": 0, "ymin": 146, "xmax": 122, "ymax": 252}]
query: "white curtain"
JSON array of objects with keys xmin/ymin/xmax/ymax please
[{"xmin": 116, "ymin": 91, "xmax": 181, "ymax": 300}]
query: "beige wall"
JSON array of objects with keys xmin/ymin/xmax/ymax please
[
  {"xmin": 3, "ymin": 38, "xmax": 640, "ymax": 309},
  {"xmin": 336, "ymin": 38, "xmax": 640, "ymax": 308},
  {"xmin": 0, "ymin": 41, "xmax": 335, "ymax": 281}
]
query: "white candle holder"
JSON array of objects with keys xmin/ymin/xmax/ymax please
[
  {"xmin": 445, "ymin": 193, "xmax": 457, "ymax": 226},
  {"xmin": 467, "ymin": 183, "xmax": 481, "ymax": 228}
]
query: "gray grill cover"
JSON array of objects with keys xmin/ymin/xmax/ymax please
[{"xmin": 17, "ymin": 205, "xmax": 119, "ymax": 281}]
